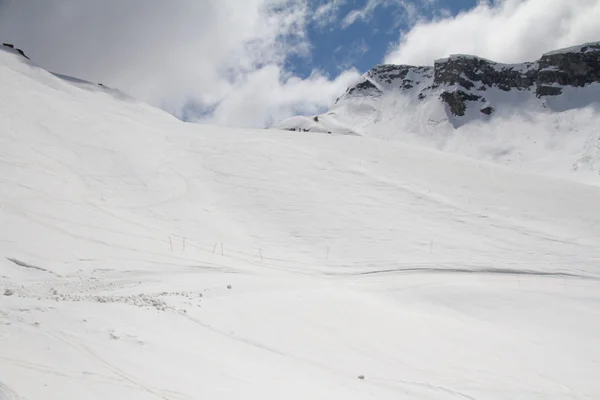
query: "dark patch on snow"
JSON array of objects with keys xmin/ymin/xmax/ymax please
[
  {"xmin": 480, "ymin": 106, "xmax": 495, "ymax": 115},
  {"xmin": 440, "ymin": 91, "xmax": 482, "ymax": 116},
  {"xmin": 2, "ymin": 43, "xmax": 30, "ymax": 59}
]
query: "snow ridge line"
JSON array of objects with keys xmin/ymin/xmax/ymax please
[
  {"xmin": 6, "ymin": 257, "xmax": 58, "ymax": 276},
  {"xmin": 338, "ymin": 266, "xmax": 596, "ymax": 279}
]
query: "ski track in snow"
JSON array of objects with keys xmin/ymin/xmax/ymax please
[
  {"xmin": 0, "ymin": 381, "xmax": 22, "ymax": 400},
  {"xmin": 1, "ymin": 46, "xmax": 600, "ymax": 399}
]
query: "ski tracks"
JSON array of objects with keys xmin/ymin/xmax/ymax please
[{"xmin": 0, "ymin": 381, "xmax": 23, "ymax": 400}]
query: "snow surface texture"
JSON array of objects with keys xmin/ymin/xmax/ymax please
[
  {"xmin": 1, "ymin": 46, "xmax": 600, "ymax": 399},
  {"xmin": 274, "ymin": 42, "xmax": 600, "ymax": 184}
]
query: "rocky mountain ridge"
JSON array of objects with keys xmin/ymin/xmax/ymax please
[
  {"xmin": 336, "ymin": 42, "xmax": 600, "ymax": 117},
  {"xmin": 272, "ymin": 41, "xmax": 600, "ymax": 181}
]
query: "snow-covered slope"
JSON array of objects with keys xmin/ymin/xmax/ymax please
[
  {"xmin": 274, "ymin": 42, "xmax": 600, "ymax": 183},
  {"xmin": 2, "ymin": 46, "xmax": 600, "ymax": 399}
]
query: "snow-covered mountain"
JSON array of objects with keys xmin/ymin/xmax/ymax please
[
  {"xmin": 274, "ymin": 42, "xmax": 600, "ymax": 183},
  {"xmin": 2, "ymin": 44, "xmax": 600, "ymax": 399}
]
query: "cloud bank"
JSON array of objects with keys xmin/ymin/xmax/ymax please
[
  {"xmin": 2, "ymin": 0, "xmax": 595, "ymax": 127},
  {"xmin": 0, "ymin": 0, "xmax": 359, "ymax": 127},
  {"xmin": 342, "ymin": 0, "xmax": 420, "ymax": 29},
  {"xmin": 386, "ymin": 0, "xmax": 600, "ymax": 65}
]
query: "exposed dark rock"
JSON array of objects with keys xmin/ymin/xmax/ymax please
[
  {"xmin": 433, "ymin": 44, "xmax": 600, "ymax": 104},
  {"xmin": 313, "ymin": 116, "xmax": 319, "ymax": 122},
  {"xmin": 480, "ymin": 106, "xmax": 494, "ymax": 115},
  {"xmin": 2, "ymin": 43, "xmax": 30, "ymax": 59},
  {"xmin": 334, "ymin": 41, "xmax": 600, "ymax": 118},
  {"xmin": 433, "ymin": 56, "xmax": 537, "ymax": 91},
  {"xmin": 537, "ymin": 44, "xmax": 600, "ymax": 88},
  {"xmin": 440, "ymin": 91, "xmax": 482, "ymax": 116},
  {"xmin": 277, "ymin": 42, "xmax": 600, "ymax": 135},
  {"xmin": 536, "ymin": 86, "xmax": 563, "ymax": 97},
  {"xmin": 16, "ymin": 49, "xmax": 30, "ymax": 59},
  {"xmin": 367, "ymin": 64, "xmax": 433, "ymax": 83},
  {"xmin": 340, "ymin": 65, "xmax": 433, "ymax": 102},
  {"xmin": 345, "ymin": 79, "xmax": 381, "ymax": 98},
  {"xmin": 286, "ymin": 128, "xmax": 310, "ymax": 132}
]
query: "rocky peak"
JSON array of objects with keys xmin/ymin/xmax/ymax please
[
  {"xmin": 337, "ymin": 64, "xmax": 433, "ymax": 103},
  {"xmin": 275, "ymin": 41, "xmax": 600, "ymax": 135},
  {"xmin": 433, "ymin": 55, "xmax": 537, "ymax": 92},
  {"xmin": 341, "ymin": 79, "xmax": 382, "ymax": 100},
  {"xmin": 435, "ymin": 43, "xmax": 600, "ymax": 115},
  {"xmin": 431, "ymin": 55, "xmax": 539, "ymax": 116},
  {"xmin": 339, "ymin": 41, "xmax": 600, "ymax": 117},
  {"xmin": 537, "ymin": 43, "xmax": 600, "ymax": 96},
  {"xmin": 367, "ymin": 64, "xmax": 433, "ymax": 89}
]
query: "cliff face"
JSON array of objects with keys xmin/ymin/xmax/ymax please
[
  {"xmin": 338, "ymin": 64, "xmax": 433, "ymax": 102},
  {"xmin": 537, "ymin": 43, "xmax": 600, "ymax": 95},
  {"xmin": 433, "ymin": 57, "xmax": 537, "ymax": 92},
  {"xmin": 336, "ymin": 41, "xmax": 600, "ymax": 117}
]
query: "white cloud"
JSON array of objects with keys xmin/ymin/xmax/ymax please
[
  {"xmin": 207, "ymin": 66, "xmax": 360, "ymax": 127},
  {"xmin": 0, "ymin": 0, "xmax": 359, "ymax": 127},
  {"xmin": 342, "ymin": 0, "xmax": 386, "ymax": 28},
  {"xmin": 385, "ymin": 0, "xmax": 600, "ymax": 65},
  {"xmin": 313, "ymin": 0, "xmax": 347, "ymax": 28},
  {"xmin": 341, "ymin": 0, "xmax": 420, "ymax": 29}
]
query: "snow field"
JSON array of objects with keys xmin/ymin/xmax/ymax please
[{"xmin": 1, "ymin": 46, "xmax": 600, "ymax": 399}]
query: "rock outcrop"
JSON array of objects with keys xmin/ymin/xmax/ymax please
[
  {"xmin": 439, "ymin": 90, "xmax": 482, "ymax": 116},
  {"xmin": 341, "ymin": 79, "xmax": 382, "ymax": 100},
  {"xmin": 433, "ymin": 57, "xmax": 537, "ymax": 92},
  {"xmin": 338, "ymin": 41, "xmax": 600, "ymax": 117},
  {"xmin": 536, "ymin": 43, "xmax": 600, "ymax": 97},
  {"xmin": 2, "ymin": 43, "xmax": 30, "ymax": 60},
  {"xmin": 273, "ymin": 41, "xmax": 600, "ymax": 137},
  {"xmin": 337, "ymin": 64, "xmax": 432, "ymax": 103}
]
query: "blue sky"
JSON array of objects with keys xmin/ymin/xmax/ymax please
[{"xmin": 287, "ymin": 0, "xmax": 479, "ymax": 79}]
